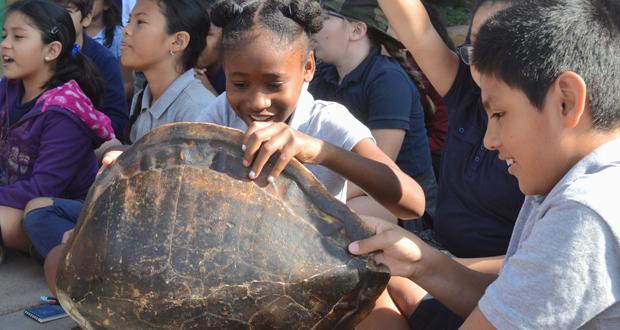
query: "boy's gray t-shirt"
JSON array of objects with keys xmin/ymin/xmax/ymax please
[
  {"xmin": 198, "ymin": 89, "xmax": 374, "ymax": 202},
  {"xmin": 479, "ymin": 138, "xmax": 620, "ymax": 329}
]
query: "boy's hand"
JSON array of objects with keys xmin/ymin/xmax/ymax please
[
  {"xmin": 242, "ymin": 122, "xmax": 324, "ymax": 181},
  {"xmin": 98, "ymin": 150, "xmax": 124, "ymax": 175},
  {"xmin": 349, "ymin": 215, "xmax": 424, "ymax": 279}
]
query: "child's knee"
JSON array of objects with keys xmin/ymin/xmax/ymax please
[{"xmin": 23, "ymin": 197, "xmax": 54, "ymax": 216}]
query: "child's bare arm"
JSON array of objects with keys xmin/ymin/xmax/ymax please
[
  {"xmin": 377, "ymin": 0, "xmax": 460, "ymax": 96},
  {"xmin": 454, "ymin": 255, "xmax": 505, "ymax": 275},
  {"xmin": 242, "ymin": 122, "xmax": 425, "ymax": 220},
  {"xmin": 349, "ymin": 216, "xmax": 497, "ymax": 319},
  {"xmin": 347, "ymin": 128, "xmax": 405, "ymax": 200}
]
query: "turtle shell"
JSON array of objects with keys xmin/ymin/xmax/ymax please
[{"xmin": 56, "ymin": 123, "xmax": 390, "ymax": 329}]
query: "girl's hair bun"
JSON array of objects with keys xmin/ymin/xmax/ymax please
[
  {"xmin": 211, "ymin": 0, "xmax": 245, "ymax": 27},
  {"xmin": 280, "ymin": 0, "xmax": 323, "ymax": 34}
]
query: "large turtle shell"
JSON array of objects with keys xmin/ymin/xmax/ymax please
[{"xmin": 56, "ymin": 123, "xmax": 390, "ymax": 329}]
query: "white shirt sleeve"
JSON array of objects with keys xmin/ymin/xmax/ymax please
[{"xmin": 309, "ymin": 102, "xmax": 374, "ymax": 152}]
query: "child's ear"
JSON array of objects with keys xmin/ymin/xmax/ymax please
[
  {"xmin": 303, "ymin": 50, "xmax": 316, "ymax": 83},
  {"xmin": 556, "ymin": 71, "xmax": 588, "ymax": 129},
  {"xmin": 44, "ymin": 41, "xmax": 63, "ymax": 63},
  {"xmin": 349, "ymin": 21, "xmax": 368, "ymax": 41},
  {"xmin": 171, "ymin": 31, "xmax": 191, "ymax": 53},
  {"xmin": 81, "ymin": 12, "xmax": 93, "ymax": 29}
]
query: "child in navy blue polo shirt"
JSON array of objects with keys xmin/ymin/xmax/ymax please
[
  {"xmin": 310, "ymin": 1, "xmax": 437, "ymax": 228},
  {"xmin": 379, "ymin": 0, "xmax": 524, "ymax": 260},
  {"xmin": 52, "ymin": 0, "xmax": 128, "ymax": 138}
]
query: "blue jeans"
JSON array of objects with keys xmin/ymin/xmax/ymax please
[{"xmin": 22, "ymin": 198, "xmax": 84, "ymax": 258}]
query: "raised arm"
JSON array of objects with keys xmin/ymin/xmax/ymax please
[{"xmin": 377, "ymin": 0, "xmax": 460, "ymax": 96}]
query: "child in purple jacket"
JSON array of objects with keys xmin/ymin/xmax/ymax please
[{"xmin": 0, "ymin": 0, "xmax": 114, "ymax": 262}]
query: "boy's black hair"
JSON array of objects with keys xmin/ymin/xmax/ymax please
[
  {"xmin": 101, "ymin": 0, "xmax": 121, "ymax": 48},
  {"xmin": 210, "ymin": 0, "xmax": 323, "ymax": 54},
  {"xmin": 155, "ymin": 0, "xmax": 211, "ymax": 71},
  {"xmin": 463, "ymin": 0, "xmax": 513, "ymax": 43},
  {"xmin": 473, "ymin": 0, "xmax": 620, "ymax": 130},
  {"xmin": 7, "ymin": 0, "xmax": 105, "ymax": 108},
  {"xmin": 53, "ymin": 0, "xmax": 95, "ymax": 22}
]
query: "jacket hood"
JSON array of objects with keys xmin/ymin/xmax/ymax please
[{"xmin": 37, "ymin": 80, "xmax": 115, "ymax": 141}]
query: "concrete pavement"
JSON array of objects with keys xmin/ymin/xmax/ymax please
[{"xmin": 0, "ymin": 251, "xmax": 76, "ymax": 330}]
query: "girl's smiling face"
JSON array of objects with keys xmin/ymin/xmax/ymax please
[{"xmin": 223, "ymin": 28, "xmax": 315, "ymax": 126}]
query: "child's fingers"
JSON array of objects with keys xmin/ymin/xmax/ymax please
[
  {"xmin": 268, "ymin": 142, "xmax": 298, "ymax": 181},
  {"xmin": 98, "ymin": 151, "xmax": 123, "ymax": 175},
  {"xmin": 62, "ymin": 229, "xmax": 74, "ymax": 244},
  {"xmin": 358, "ymin": 215, "xmax": 399, "ymax": 235},
  {"xmin": 242, "ymin": 123, "xmax": 285, "ymax": 168},
  {"xmin": 249, "ymin": 131, "xmax": 290, "ymax": 180},
  {"xmin": 242, "ymin": 121, "xmax": 273, "ymax": 150},
  {"xmin": 348, "ymin": 231, "xmax": 394, "ymax": 256}
]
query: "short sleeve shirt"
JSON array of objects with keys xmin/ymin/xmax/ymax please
[
  {"xmin": 129, "ymin": 69, "xmax": 216, "ymax": 142},
  {"xmin": 435, "ymin": 61, "xmax": 525, "ymax": 258},
  {"xmin": 198, "ymin": 87, "xmax": 374, "ymax": 202},
  {"xmin": 479, "ymin": 138, "xmax": 620, "ymax": 329},
  {"xmin": 309, "ymin": 48, "xmax": 432, "ymax": 179}
]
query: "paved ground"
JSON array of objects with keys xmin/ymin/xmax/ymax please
[{"xmin": 0, "ymin": 251, "xmax": 77, "ymax": 330}]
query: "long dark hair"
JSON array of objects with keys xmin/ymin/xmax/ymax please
[
  {"xmin": 101, "ymin": 0, "xmax": 122, "ymax": 48},
  {"xmin": 6, "ymin": 0, "xmax": 106, "ymax": 108},
  {"xmin": 155, "ymin": 0, "xmax": 212, "ymax": 71}
]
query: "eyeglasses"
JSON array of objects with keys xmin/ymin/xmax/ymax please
[
  {"xmin": 320, "ymin": 9, "xmax": 346, "ymax": 21},
  {"xmin": 456, "ymin": 43, "xmax": 474, "ymax": 66}
]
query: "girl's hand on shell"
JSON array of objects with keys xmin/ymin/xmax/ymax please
[{"xmin": 242, "ymin": 121, "xmax": 324, "ymax": 182}]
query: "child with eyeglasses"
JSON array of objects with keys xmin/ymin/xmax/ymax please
[{"xmin": 380, "ymin": 0, "xmax": 524, "ymax": 263}]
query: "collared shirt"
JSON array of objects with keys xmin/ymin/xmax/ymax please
[
  {"xmin": 480, "ymin": 138, "xmax": 620, "ymax": 329},
  {"xmin": 309, "ymin": 48, "xmax": 432, "ymax": 179},
  {"xmin": 129, "ymin": 69, "xmax": 216, "ymax": 143},
  {"xmin": 198, "ymin": 86, "xmax": 374, "ymax": 202},
  {"xmin": 434, "ymin": 61, "xmax": 524, "ymax": 258}
]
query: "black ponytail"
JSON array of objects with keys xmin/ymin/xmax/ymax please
[
  {"xmin": 211, "ymin": 0, "xmax": 323, "ymax": 52},
  {"xmin": 155, "ymin": 0, "xmax": 211, "ymax": 72},
  {"xmin": 6, "ymin": 0, "xmax": 105, "ymax": 109},
  {"xmin": 101, "ymin": 0, "xmax": 122, "ymax": 48}
]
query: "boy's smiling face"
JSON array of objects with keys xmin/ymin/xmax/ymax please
[
  {"xmin": 223, "ymin": 28, "xmax": 315, "ymax": 126},
  {"xmin": 480, "ymin": 74, "xmax": 579, "ymax": 196}
]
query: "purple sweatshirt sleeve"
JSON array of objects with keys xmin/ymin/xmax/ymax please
[{"xmin": 0, "ymin": 112, "xmax": 96, "ymax": 209}]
